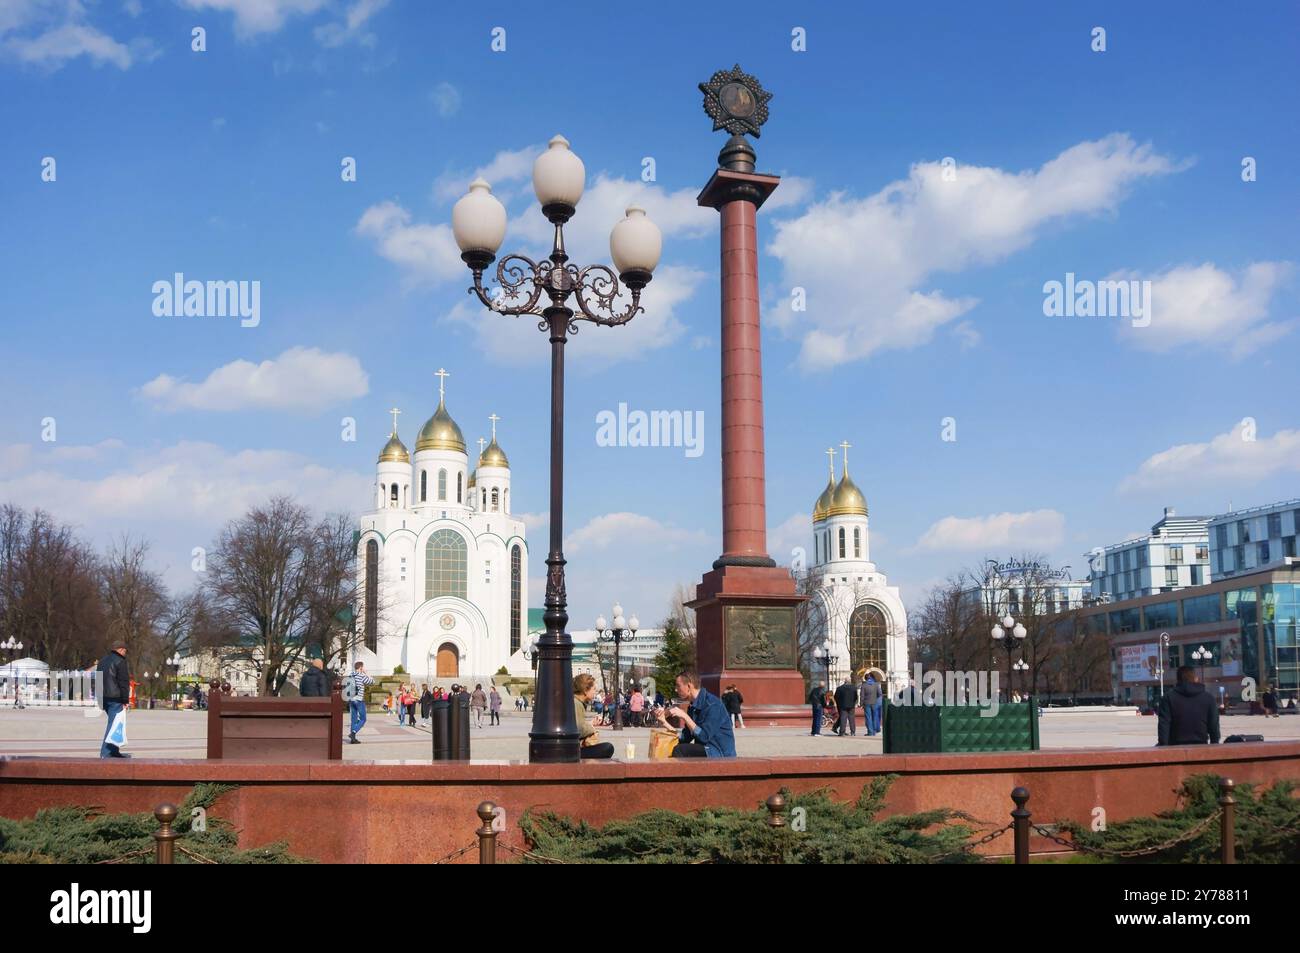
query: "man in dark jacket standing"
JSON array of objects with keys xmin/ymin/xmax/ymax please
[
  {"xmin": 97, "ymin": 641, "xmax": 131, "ymax": 758},
  {"xmin": 1157, "ymin": 666, "xmax": 1221, "ymax": 745},
  {"xmin": 860, "ymin": 675, "xmax": 883, "ymax": 736},
  {"xmin": 834, "ymin": 678, "xmax": 859, "ymax": 736},
  {"xmin": 299, "ymin": 659, "xmax": 330, "ymax": 697},
  {"xmin": 808, "ymin": 681, "xmax": 826, "ymax": 736}
]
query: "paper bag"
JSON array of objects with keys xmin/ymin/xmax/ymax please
[{"xmin": 649, "ymin": 727, "xmax": 679, "ymax": 760}]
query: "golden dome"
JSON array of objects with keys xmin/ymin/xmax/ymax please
[
  {"xmin": 813, "ymin": 476, "xmax": 834, "ymax": 522},
  {"xmin": 377, "ymin": 431, "xmax": 409, "ymax": 464},
  {"xmin": 827, "ymin": 472, "xmax": 868, "ymax": 518},
  {"xmin": 478, "ymin": 437, "xmax": 509, "ymax": 469},
  {"xmin": 467, "ymin": 469, "xmax": 477, "ymax": 488},
  {"xmin": 415, "ymin": 399, "xmax": 466, "ymax": 453}
]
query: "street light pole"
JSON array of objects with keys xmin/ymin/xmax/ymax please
[
  {"xmin": 991, "ymin": 614, "xmax": 1027, "ymax": 703},
  {"xmin": 1159, "ymin": 632, "xmax": 1170, "ymax": 698},
  {"xmin": 596, "ymin": 605, "xmax": 639, "ymax": 730},
  {"xmin": 452, "ymin": 137, "xmax": 661, "ymax": 763}
]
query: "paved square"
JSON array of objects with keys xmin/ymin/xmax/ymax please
[{"xmin": 1, "ymin": 706, "xmax": 1297, "ymax": 761}]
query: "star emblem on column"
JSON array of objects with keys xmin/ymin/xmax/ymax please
[{"xmin": 698, "ymin": 64, "xmax": 772, "ymax": 138}]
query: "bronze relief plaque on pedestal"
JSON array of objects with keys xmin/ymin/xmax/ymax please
[{"xmin": 724, "ymin": 605, "xmax": 796, "ymax": 669}]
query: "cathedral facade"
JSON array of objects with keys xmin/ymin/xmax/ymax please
[
  {"xmin": 353, "ymin": 373, "xmax": 529, "ymax": 683},
  {"xmin": 801, "ymin": 444, "xmax": 909, "ymax": 693}
]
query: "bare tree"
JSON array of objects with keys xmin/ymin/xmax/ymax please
[
  {"xmin": 201, "ymin": 497, "xmax": 358, "ymax": 696},
  {"xmin": 100, "ymin": 535, "xmax": 171, "ymax": 671}
]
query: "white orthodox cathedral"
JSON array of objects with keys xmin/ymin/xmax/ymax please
[
  {"xmin": 801, "ymin": 444, "xmax": 909, "ymax": 693},
  {"xmin": 352, "ymin": 371, "xmax": 529, "ymax": 683}
]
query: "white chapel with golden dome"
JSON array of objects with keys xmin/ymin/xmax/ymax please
[
  {"xmin": 802, "ymin": 442, "xmax": 908, "ymax": 693},
  {"xmin": 353, "ymin": 368, "xmax": 529, "ymax": 683}
]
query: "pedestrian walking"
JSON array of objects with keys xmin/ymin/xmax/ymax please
[
  {"xmin": 489, "ymin": 686, "xmax": 502, "ymax": 725},
  {"xmin": 96, "ymin": 641, "xmax": 131, "ymax": 759},
  {"xmin": 348, "ymin": 662, "xmax": 374, "ymax": 744},
  {"xmin": 470, "ymin": 683, "xmax": 487, "ymax": 727},
  {"xmin": 419, "ymin": 684, "xmax": 433, "ymax": 726}
]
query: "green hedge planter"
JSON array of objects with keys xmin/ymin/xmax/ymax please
[{"xmin": 883, "ymin": 700, "xmax": 1040, "ymax": 753}]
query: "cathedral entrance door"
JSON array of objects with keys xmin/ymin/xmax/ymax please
[{"xmin": 436, "ymin": 643, "xmax": 459, "ymax": 678}]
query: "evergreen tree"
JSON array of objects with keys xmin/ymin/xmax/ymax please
[{"xmin": 653, "ymin": 618, "xmax": 695, "ymax": 697}]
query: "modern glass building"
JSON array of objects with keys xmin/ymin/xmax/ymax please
[
  {"xmin": 1084, "ymin": 507, "xmax": 1211, "ymax": 604},
  {"xmin": 1208, "ymin": 498, "xmax": 1300, "ymax": 580},
  {"xmin": 1074, "ymin": 561, "xmax": 1300, "ymax": 707}
]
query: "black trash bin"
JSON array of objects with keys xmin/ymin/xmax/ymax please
[
  {"xmin": 448, "ymin": 691, "xmax": 472, "ymax": 760},
  {"xmin": 430, "ymin": 699, "xmax": 451, "ymax": 760}
]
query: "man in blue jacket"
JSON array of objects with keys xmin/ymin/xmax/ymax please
[{"xmin": 656, "ymin": 669, "xmax": 736, "ymax": 757}]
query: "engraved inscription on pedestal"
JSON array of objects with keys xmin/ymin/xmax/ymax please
[{"xmin": 724, "ymin": 605, "xmax": 796, "ymax": 669}]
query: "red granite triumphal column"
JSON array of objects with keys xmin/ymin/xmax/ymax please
[{"xmin": 689, "ymin": 67, "xmax": 807, "ymax": 721}]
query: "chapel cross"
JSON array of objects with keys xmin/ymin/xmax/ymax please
[
  {"xmin": 489, "ymin": 413, "xmax": 500, "ymax": 441},
  {"xmin": 435, "ymin": 368, "xmax": 449, "ymax": 401},
  {"xmin": 388, "ymin": 407, "xmax": 401, "ymax": 435},
  {"xmin": 824, "ymin": 446, "xmax": 836, "ymax": 479},
  {"xmin": 477, "ymin": 437, "xmax": 487, "ymax": 456},
  {"xmin": 839, "ymin": 440, "xmax": 852, "ymax": 475}
]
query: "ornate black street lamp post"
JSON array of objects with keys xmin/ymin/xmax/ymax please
[
  {"xmin": 991, "ymin": 614, "xmax": 1027, "ymax": 703},
  {"xmin": 595, "ymin": 604, "xmax": 639, "ymax": 730},
  {"xmin": 452, "ymin": 136, "xmax": 662, "ymax": 762}
]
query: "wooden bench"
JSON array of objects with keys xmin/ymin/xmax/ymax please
[{"xmin": 206, "ymin": 680, "xmax": 343, "ymax": 761}]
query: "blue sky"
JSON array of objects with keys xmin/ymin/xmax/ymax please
[{"xmin": 1, "ymin": 0, "xmax": 1298, "ymax": 630}]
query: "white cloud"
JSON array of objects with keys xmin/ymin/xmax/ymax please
[
  {"xmin": 767, "ymin": 133, "xmax": 1183, "ymax": 368},
  {"xmin": 178, "ymin": 0, "xmax": 329, "ymax": 39},
  {"xmin": 914, "ymin": 510, "xmax": 1066, "ymax": 552},
  {"xmin": 761, "ymin": 174, "xmax": 814, "ymax": 212},
  {"xmin": 139, "ymin": 346, "xmax": 369, "ymax": 412},
  {"xmin": 1120, "ymin": 422, "xmax": 1300, "ymax": 494},
  {"xmin": 313, "ymin": 0, "xmax": 388, "ymax": 48},
  {"xmin": 430, "ymin": 81, "xmax": 460, "ymax": 118},
  {"xmin": 1117, "ymin": 261, "xmax": 1295, "ymax": 357},
  {"xmin": 0, "ymin": 438, "xmax": 369, "ymax": 548},
  {"xmin": 768, "ymin": 511, "xmax": 809, "ymax": 567},
  {"xmin": 1, "ymin": 1, "xmax": 146, "ymax": 70},
  {"xmin": 354, "ymin": 200, "xmax": 464, "ymax": 285},
  {"xmin": 432, "ymin": 144, "xmax": 541, "ymax": 203},
  {"xmin": 564, "ymin": 511, "xmax": 707, "ymax": 556}
]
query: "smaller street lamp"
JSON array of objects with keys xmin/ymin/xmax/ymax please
[
  {"xmin": 991, "ymin": 614, "xmax": 1027, "ymax": 703},
  {"xmin": 596, "ymin": 605, "xmax": 638, "ymax": 730}
]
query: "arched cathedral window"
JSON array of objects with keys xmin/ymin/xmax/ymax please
[
  {"xmin": 390, "ymin": 483, "xmax": 399, "ymax": 506},
  {"xmin": 854, "ymin": 527, "xmax": 861, "ymax": 559},
  {"xmin": 848, "ymin": 603, "xmax": 887, "ymax": 675},
  {"xmin": 510, "ymin": 544, "xmax": 522, "ymax": 655},
  {"xmin": 457, "ymin": 472, "xmax": 463, "ymax": 503},
  {"xmin": 425, "ymin": 530, "xmax": 467, "ymax": 600},
  {"xmin": 838, "ymin": 527, "xmax": 845, "ymax": 559},
  {"xmin": 420, "ymin": 470, "xmax": 427, "ymax": 503},
  {"xmin": 364, "ymin": 539, "xmax": 378, "ymax": 652},
  {"xmin": 491, "ymin": 487, "xmax": 499, "ymax": 512},
  {"xmin": 438, "ymin": 469, "xmax": 447, "ymax": 501}
]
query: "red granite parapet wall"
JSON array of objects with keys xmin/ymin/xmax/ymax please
[{"xmin": 3, "ymin": 743, "xmax": 1298, "ymax": 863}]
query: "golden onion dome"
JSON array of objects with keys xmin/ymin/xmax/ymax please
[
  {"xmin": 478, "ymin": 437, "xmax": 509, "ymax": 469},
  {"xmin": 827, "ymin": 472, "xmax": 869, "ymax": 518},
  {"xmin": 377, "ymin": 431, "xmax": 410, "ymax": 464},
  {"xmin": 415, "ymin": 399, "xmax": 466, "ymax": 454},
  {"xmin": 813, "ymin": 476, "xmax": 834, "ymax": 522},
  {"xmin": 467, "ymin": 469, "xmax": 477, "ymax": 488}
]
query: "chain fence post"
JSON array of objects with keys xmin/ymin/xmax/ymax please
[
  {"xmin": 1218, "ymin": 778, "xmax": 1236, "ymax": 865},
  {"xmin": 1011, "ymin": 787, "xmax": 1030, "ymax": 865},
  {"xmin": 476, "ymin": 800, "xmax": 498, "ymax": 865},
  {"xmin": 153, "ymin": 803, "xmax": 178, "ymax": 865}
]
